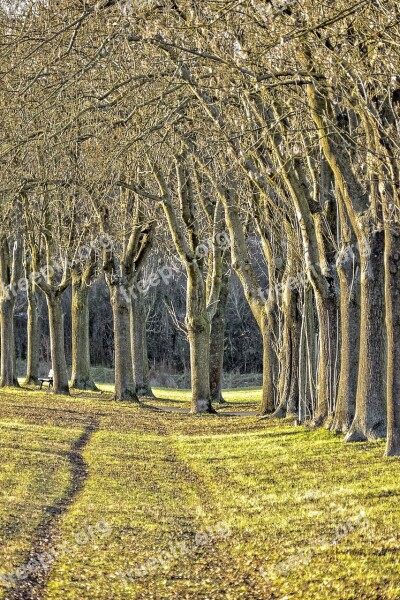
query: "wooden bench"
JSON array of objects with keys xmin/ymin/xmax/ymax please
[{"xmin": 39, "ymin": 370, "xmax": 53, "ymax": 391}]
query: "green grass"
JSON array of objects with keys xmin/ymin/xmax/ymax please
[
  {"xmin": 1, "ymin": 386, "xmax": 400, "ymax": 598},
  {"xmin": 0, "ymin": 417, "xmax": 82, "ymax": 596},
  {"xmin": 96, "ymin": 384, "xmax": 262, "ymax": 406}
]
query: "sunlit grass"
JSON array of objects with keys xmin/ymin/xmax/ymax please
[
  {"xmin": 95, "ymin": 384, "xmax": 262, "ymax": 406},
  {"xmin": 1, "ymin": 388, "xmax": 400, "ymax": 599},
  {"xmin": 0, "ymin": 418, "xmax": 82, "ymax": 598}
]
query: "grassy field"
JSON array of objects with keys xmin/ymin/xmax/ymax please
[{"xmin": 1, "ymin": 386, "xmax": 400, "ymax": 599}]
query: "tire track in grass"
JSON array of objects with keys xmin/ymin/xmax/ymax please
[
  {"xmin": 128, "ymin": 413, "xmax": 268, "ymax": 600},
  {"xmin": 5, "ymin": 419, "xmax": 99, "ymax": 600}
]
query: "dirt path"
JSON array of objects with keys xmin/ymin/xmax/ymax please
[{"xmin": 6, "ymin": 420, "xmax": 99, "ymax": 600}]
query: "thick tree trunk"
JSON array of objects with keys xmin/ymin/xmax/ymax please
[
  {"xmin": 332, "ymin": 247, "xmax": 361, "ymax": 432},
  {"xmin": 259, "ymin": 297, "xmax": 279, "ymax": 415},
  {"xmin": 345, "ymin": 230, "xmax": 387, "ymax": 442},
  {"xmin": 70, "ymin": 281, "xmax": 97, "ymax": 391},
  {"xmin": 299, "ymin": 286, "xmax": 317, "ymax": 422},
  {"xmin": 313, "ymin": 288, "xmax": 338, "ymax": 426},
  {"xmin": 209, "ymin": 273, "xmax": 229, "ymax": 404},
  {"xmin": 110, "ymin": 286, "xmax": 138, "ymax": 402},
  {"xmin": 47, "ymin": 294, "xmax": 70, "ymax": 395},
  {"xmin": 188, "ymin": 315, "xmax": 212, "ymax": 413},
  {"xmin": 186, "ymin": 270, "xmax": 214, "ymax": 414},
  {"xmin": 0, "ymin": 298, "xmax": 19, "ymax": 387},
  {"xmin": 261, "ymin": 327, "xmax": 276, "ymax": 414},
  {"xmin": 385, "ymin": 229, "xmax": 400, "ymax": 456},
  {"xmin": 274, "ymin": 284, "xmax": 300, "ymax": 418},
  {"xmin": 24, "ymin": 286, "xmax": 42, "ymax": 385},
  {"xmin": 131, "ymin": 292, "xmax": 153, "ymax": 397},
  {"xmin": 0, "ymin": 236, "xmax": 22, "ymax": 388}
]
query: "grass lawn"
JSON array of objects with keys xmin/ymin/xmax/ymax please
[{"xmin": 1, "ymin": 386, "xmax": 400, "ymax": 599}]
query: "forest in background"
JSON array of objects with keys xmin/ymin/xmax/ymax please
[{"xmin": 13, "ymin": 270, "xmax": 263, "ymax": 385}]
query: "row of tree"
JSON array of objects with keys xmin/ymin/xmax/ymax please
[
  {"xmin": 1, "ymin": 1, "xmax": 400, "ymax": 454},
  {"xmin": 14, "ymin": 271, "xmax": 263, "ymax": 384}
]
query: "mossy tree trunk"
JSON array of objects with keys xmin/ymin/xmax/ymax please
[
  {"xmin": 97, "ymin": 190, "xmax": 155, "ymax": 404},
  {"xmin": 36, "ymin": 244, "xmax": 71, "ymax": 395},
  {"xmin": 274, "ymin": 282, "xmax": 301, "ymax": 418},
  {"xmin": 47, "ymin": 292, "xmax": 70, "ymax": 395},
  {"xmin": 70, "ymin": 253, "xmax": 98, "ymax": 391},
  {"xmin": 109, "ymin": 284, "xmax": 138, "ymax": 402},
  {"xmin": 0, "ymin": 298, "xmax": 18, "ymax": 387},
  {"xmin": 260, "ymin": 298, "xmax": 279, "ymax": 414},
  {"xmin": 23, "ymin": 249, "xmax": 42, "ymax": 385},
  {"xmin": 332, "ymin": 243, "xmax": 361, "ymax": 433},
  {"xmin": 298, "ymin": 286, "xmax": 317, "ymax": 422},
  {"xmin": 209, "ymin": 269, "xmax": 229, "ymax": 404},
  {"xmin": 344, "ymin": 230, "xmax": 386, "ymax": 441},
  {"xmin": 24, "ymin": 286, "xmax": 42, "ymax": 385},
  {"xmin": 313, "ymin": 287, "xmax": 338, "ymax": 426},
  {"xmin": 187, "ymin": 313, "xmax": 212, "ymax": 413},
  {"xmin": 131, "ymin": 290, "xmax": 153, "ymax": 397},
  {"xmin": 0, "ymin": 236, "xmax": 22, "ymax": 388},
  {"xmin": 385, "ymin": 228, "xmax": 400, "ymax": 455},
  {"xmin": 70, "ymin": 277, "xmax": 98, "ymax": 391},
  {"xmin": 186, "ymin": 267, "xmax": 213, "ymax": 413}
]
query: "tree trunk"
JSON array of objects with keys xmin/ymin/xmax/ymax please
[
  {"xmin": 131, "ymin": 292, "xmax": 153, "ymax": 397},
  {"xmin": 70, "ymin": 281, "xmax": 97, "ymax": 391},
  {"xmin": 209, "ymin": 272, "xmax": 229, "ymax": 404},
  {"xmin": 332, "ymin": 246, "xmax": 361, "ymax": 432},
  {"xmin": 385, "ymin": 229, "xmax": 400, "ymax": 455},
  {"xmin": 188, "ymin": 315, "xmax": 212, "ymax": 413},
  {"xmin": 313, "ymin": 288, "xmax": 338, "ymax": 425},
  {"xmin": 110, "ymin": 286, "xmax": 138, "ymax": 402},
  {"xmin": 186, "ymin": 269, "xmax": 214, "ymax": 414},
  {"xmin": 259, "ymin": 295, "xmax": 279, "ymax": 414},
  {"xmin": 274, "ymin": 284, "xmax": 300, "ymax": 418},
  {"xmin": 0, "ymin": 298, "xmax": 19, "ymax": 388},
  {"xmin": 24, "ymin": 285, "xmax": 42, "ymax": 385},
  {"xmin": 345, "ymin": 230, "xmax": 387, "ymax": 442},
  {"xmin": 299, "ymin": 286, "xmax": 317, "ymax": 422},
  {"xmin": 47, "ymin": 293, "xmax": 70, "ymax": 395}
]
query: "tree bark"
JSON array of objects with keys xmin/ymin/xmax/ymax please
[
  {"xmin": 0, "ymin": 237, "xmax": 22, "ymax": 388},
  {"xmin": 274, "ymin": 283, "xmax": 300, "ymax": 418},
  {"xmin": 0, "ymin": 298, "xmax": 19, "ymax": 387},
  {"xmin": 188, "ymin": 315, "xmax": 212, "ymax": 413},
  {"xmin": 110, "ymin": 285, "xmax": 138, "ymax": 402},
  {"xmin": 385, "ymin": 229, "xmax": 400, "ymax": 455},
  {"xmin": 209, "ymin": 271, "xmax": 229, "ymax": 404},
  {"xmin": 70, "ymin": 280, "xmax": 97, "ymax": 391},
  {"xmin": 131, "ymin": 292, "xmax": 153, "ymax": 397},
  {"xmin": 187, "ymin": 273, "xmax": 213, "ymax": 413},
  {"xmin": 24, "ymin": 285, "xmax": 42, "ymax": 385},
  {"xmin": 345, "ymin": 230, "xmax": 387, "ymax": 441},
  {"xmin": 260, "ymin": 299, "xmax": 279, "ymax": 414},
  {"xmin": 332, "ymin": 245, "xmax": 361, "ymax": 432},
  {"xmin": 47, "ymin": 293, "xmax": 70, "ymax": 395},
  {"xmin": 306, "ymin": 82, "xmax": 387, "ymax": 439},
  {"xmin": 313, "ymin": 288, "xmax": 339, "ymax": 425},
  {"xmin": 298, "ymin": 286, "xmax": 317, "ymax": 422}
]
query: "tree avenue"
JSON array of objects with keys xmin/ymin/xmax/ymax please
[{"xmin": 1, "ymin": 0, "xmax": 400, "ymax": 455}]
